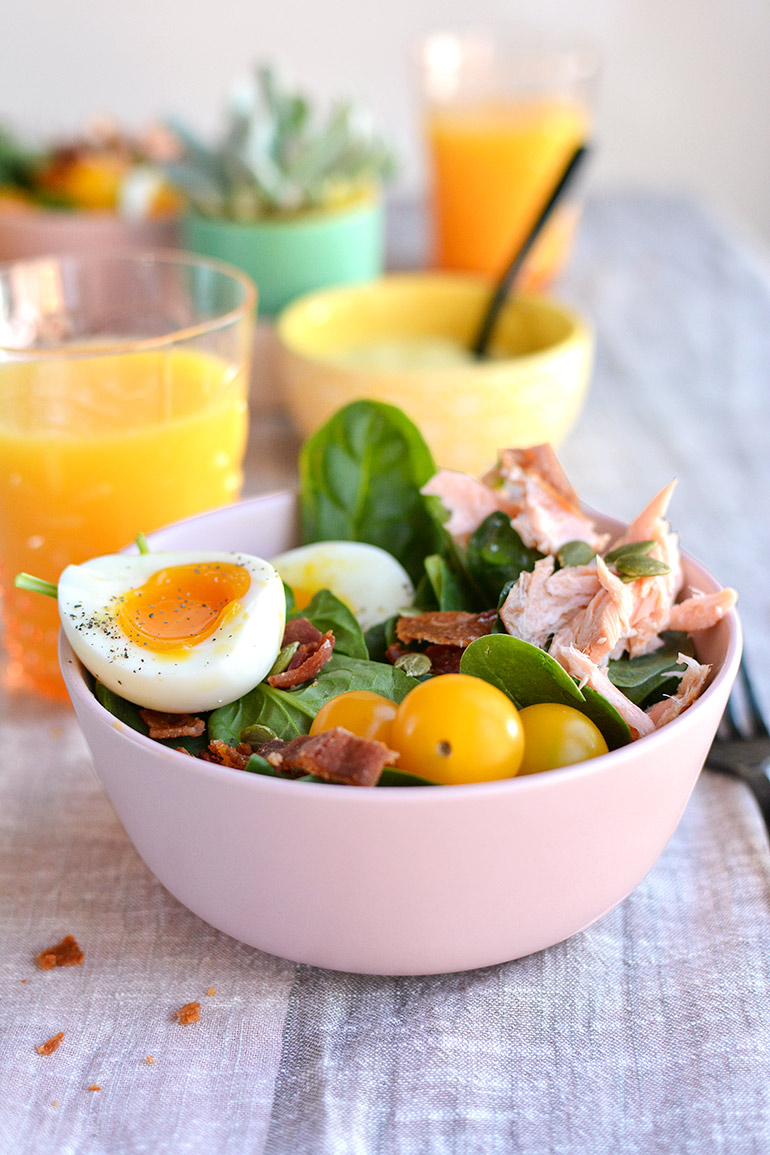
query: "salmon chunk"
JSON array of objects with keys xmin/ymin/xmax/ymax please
[
  {"xmin": 645, "ymin": 655, "xmax": 711, "ymax": 728},
  {"xmin": 421, "ymin": 470, "xmax": 504, "ymax": 542},
  {"xmin": 500, "ymin": 557, "xmax": 600, "ymax": 649}
]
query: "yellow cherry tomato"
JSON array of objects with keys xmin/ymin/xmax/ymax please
[
  {"xmin": 309, "ymin": 689, "xmax": 398, "ymax": 746},
  {"xmin": 390, "ymin": 673, "xmax": 524, "ymax": 785},
  {"xmin": 518, "ymin": 703, "xmax": 609, "ymax": 775}
]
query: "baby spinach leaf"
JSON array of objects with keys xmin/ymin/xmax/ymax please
[
  {"xmin": 298, "ymin": 399, "xmax": 440, "ymax": 584},
  {"xmin": 209, "ymin": 653, "xmax": 418, "ymax": 744},
  {"xmin": 460, "ymin": 634, "xmax": 585, "ymax": 709},
  {"xmin": 283, "ymin": 581, "xmax": 296, "ymax": 617},
  {"xmin": 422, "ymin": 494, "xmax": 489, "ymax": 611},
  {"xmin": 578, "ymin": 687, "xmax": 631, "ymax": 750},
  {"xmin": 363, "ymin": 614, "xmax": 398, "ymax": 663},
  {"xmin": 377, "ymin": 768, "xmax": 437, "ymax": 787},
  {"xmin": 244, "ymin": 753, "xmax": 282, "ymax": 776},
  {"xmin": 291, "ymin": 587, "xmax": 368, "ymax": 659},
  {"xmin": 423, "ymin": 554, "xmax": 471, "ymax": 611},
  {"xmin": 460, "ymin": 636, "xmax": 631, "ymax": 750},
  {"xmin": 608, "ymin": 634, "xmax": 695, "ymax": 708},
  {"xmin": 466, "ymin": 512, "xmax": 543, "ymax": 604}
]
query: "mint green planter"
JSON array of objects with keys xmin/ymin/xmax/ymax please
[{"xmin": 182, "ymin": 197, "xmax": 384, "ymax": 318}]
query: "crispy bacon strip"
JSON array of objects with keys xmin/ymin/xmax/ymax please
[
  {"xmin": 200, "ymin": 739, "xmax": 252, "ymax": 770},
  {"xmin": 139, "ymin": 708, "xmax": 206, "ymax": 740},
  {"xmin": 396, "ymin": 609, "xmax": 497, "ymax": 648},
  {"xmin": 282, "ymin": 616, "xmax": 324, "ymax": 646},
  {"xmin": 260, "ymin": 727, "xmax": 398, "ymax": 787},
  {"xmin": 424, "ymin": 644, "xmax": 464, "ymax": 674},
  {"xmin": 268, "ymin": 617, "xmax": 336, "ymax": 689}
]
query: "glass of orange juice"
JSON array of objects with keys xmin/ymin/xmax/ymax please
[
  {"xmin": 0, "ymin": 252, "xmax": 256, "ymax": 699},
  {"xmin": 418, "ymin": 31, "xmax": 599, "ymax": 290}
]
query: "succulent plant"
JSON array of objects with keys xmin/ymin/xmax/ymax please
[{"xmin": 164, "ymin": 64, "xmax": 396, "ymax": 221}]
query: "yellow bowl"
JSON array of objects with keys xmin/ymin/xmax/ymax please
[{"xmin": 276, "ymin": 272, "xmax": 594, "ymax": 475}]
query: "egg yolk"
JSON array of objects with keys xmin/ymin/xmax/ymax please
[
  {"xmin": 114, "ymin": 562, "xmax": 251, "ymax": 652},
  {"xmin": 290, "ymin": 587, "xmax": 316, "ymax": 610},
  {"xmin": 282, "ymin": 562, "xmax": 354, "ymax": 615}
]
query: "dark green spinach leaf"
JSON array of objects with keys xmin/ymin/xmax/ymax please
[
  {"xmin": 459, "ymin": 634, "xmax": 630, "ymax": 750},
  {"xmin": 298, "ymin": 399, "xmax": 440, "ymax": 584},
  {"xmin": 423, "ymin": 554, "xmax": 472, "ymax": 611},
  {"xmin": 460, "ymin": 634, "xmax": 585, "ymax": 709},
  {"xmin": 608, "ymin": 633, "xmax": 695, "ymax": 708},
  {"xmin": 466, "ymin": 512, "xmax": 543, "ymax": 604},
  {"xmin": 209, "ymin": 653, "xmax": 418, "ymax": 744},
  {"xmin": 290, "ymin": 587, "xmax": 368, "ymax": 659},
  {"xmin": 578, "ymin": 687, "xmax": 631, "ymax": 750}
]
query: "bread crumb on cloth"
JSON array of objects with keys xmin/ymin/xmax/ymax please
[
  {"xmin": 176, "ymin": 1001, "xmax": 200, "ymax": 1025},
  {"xmin": 37, "ymin": 934, "xmax": 84, "ymax": 970},
  {"xmin": 88, "ymin": 1085, "xmax": 101, "ymax": 1092},
  {"xmin": 145, "ymin": 1056, "xmax": 155, "ymax": 1065},
  {"xmin": 36, "ymin": 1032, "xmax": 64, "ymax": 1056},
  {"xmin": 207, "ymin": 987, "xmax": 216, "ymax": 996}
]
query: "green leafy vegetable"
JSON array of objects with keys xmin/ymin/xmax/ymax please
[
  {"xmin": 459, "ymin": 634, "xmax": 631, "ymax": 750},
  {"xmin": 244, "ymin": 753, "xmax": 282, "ymax": 776},
  {"xmin": 363, "ymin": 614, "xmax": 398, "ymax": 663},
  {"xmin": 460, "ymin": 634, "xmax": 585, "ymax": 709},
  {"xmin": 299, "ymin": 400, "xmax": 441, "ymax": 584},
  {"xmin": 577, "ymin": 687, "xmax": 631, "ymax": 750},
  {"xmin": 608, "ymin": 634, "xmax": 695, "ymax": 708},
  {"xmin": 423, "ymin": 554, "xmax": 471, "ymax": 611},
  {"xmin": 290, "ymin": 587, "xmax": 369, "ymax": 659},
  {"xmin": 377, "ymin": 768, "xmax": 437, "ymax": 787},
  {"xmin": 209, "ymin": 653, "xmax": 418, "ymax": 745},
  {"xmin": 465, "ymin": 512, "xmax": 543, "ymax": 604}
]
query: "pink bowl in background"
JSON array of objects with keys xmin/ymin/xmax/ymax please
[
  {"xmin": 59, "ymin": 490, "xmax": 742, "ymax": 975},
  {"xmin": 0, "ymin": 205, "xmax": 179, "ymax": 262}
]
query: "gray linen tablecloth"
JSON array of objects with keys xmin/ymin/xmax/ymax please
[{"xmin": 2, "ymin": 192, "xmax": 770, "ymax": 1154}]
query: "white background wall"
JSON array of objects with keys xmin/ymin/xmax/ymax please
[{"xmin": 4, "ymin": 0, "xmax": 769, "ymax": 248}]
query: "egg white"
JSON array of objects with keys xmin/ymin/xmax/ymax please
[
  {"xmin": 58, "ymin": 550, "xmax": 286, "ymax": 713},
  {"xmin": 269, "ymin": 541, "xmax": 414, "ymax": 631}
]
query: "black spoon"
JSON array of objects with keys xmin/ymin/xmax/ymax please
[{"xmin": 470, "ymin": 143, "xmax": 591, "ymax": 359}]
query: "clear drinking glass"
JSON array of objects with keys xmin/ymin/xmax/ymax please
[
  {"xmin": 418, "ymin": 30, "xmax": 599, "ymax": 290},
  {"xmin": 0, "ymin": 251, "xmax": 256, "ymax": 699}
]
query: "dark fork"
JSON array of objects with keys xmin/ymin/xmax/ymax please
[{"xmin": 706, "ymin": 661, "xmax": 770, "ymax": 829}]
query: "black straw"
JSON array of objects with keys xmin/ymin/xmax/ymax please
[{"xmin": 471, "ymin": 143, "xmax": 591, "ymax": 359}]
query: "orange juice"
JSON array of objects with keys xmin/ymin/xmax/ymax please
[
  {"xmin": 0, "ymin": 348, "xmax": 248, "ymax": 698},
  {"xmin": 426, "ymin": 98, "xmax": 588, "ymax": 289}
]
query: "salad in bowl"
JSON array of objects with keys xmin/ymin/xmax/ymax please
[
  {"xmin": 24, "ymin": 401, "xmax": 740, "ymax": 973},
  {"xmin": 23, "ymin": 399, "xmax": 736, "ymax": 788}
]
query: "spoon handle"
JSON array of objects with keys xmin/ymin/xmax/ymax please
[{"xmin": 471, "ymin": 143, "xmax": 590, "ymax": 359}]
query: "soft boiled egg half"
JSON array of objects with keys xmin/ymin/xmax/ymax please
[
  {"xmin": 270, "ymin": 541, "xmax": 414, "ymax": 631},
  {"xmin": 59, "ymin": 550, "xmax": 285, "ymax": 713}
]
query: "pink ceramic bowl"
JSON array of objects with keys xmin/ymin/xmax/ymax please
[
  {"xmin": 0, "ymin": 205, "xmax": 179, "ymax": 262},
  {"xmin": 59, "ymin": 491, "xmax": 742, "ymax": 975}
]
